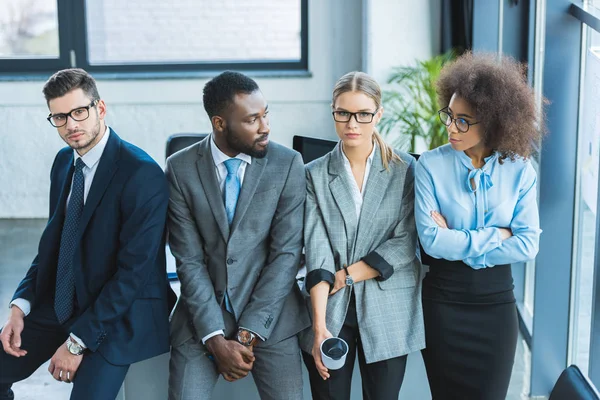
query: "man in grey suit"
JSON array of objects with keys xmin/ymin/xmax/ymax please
[{"xmin": 166, "ymin": 71, "xmax": 309, "ymax": 400}]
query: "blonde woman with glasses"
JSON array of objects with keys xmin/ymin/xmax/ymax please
[{"xmin": 299, "ymin": 71, "xmax": 425, "ymax": 400}]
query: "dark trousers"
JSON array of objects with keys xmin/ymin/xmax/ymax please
[
  {"xmin": 302, "ymin": 297, "xmax": 407, "ymax": 400},
  {"xmin": 0, "ymin": 303, "xmax": 129, "ymax": 400}
]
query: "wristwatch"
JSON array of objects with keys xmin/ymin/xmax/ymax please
[
  {"xmin": 66, "ymin": 336, "xmax": 85, "ymax": 356},
  {"xmin": 236, "ymin": 329, "xmax": 259, "ymax": 347},
  {"xmin": 343, "ymin": 266, "xmax": 354, "ymax": 286}
]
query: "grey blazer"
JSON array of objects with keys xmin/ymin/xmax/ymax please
[
  {"xmin": 166, "ymin": 136, "xmax": 310, "ymax": 348},
  {"xmin": 299, "ymin": 143, "xmax": 425, "ymax": 363}
]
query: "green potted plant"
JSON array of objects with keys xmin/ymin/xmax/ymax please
[{"xmin": 379, "ymin": 51, "xmax": 456, "ymax": 152}]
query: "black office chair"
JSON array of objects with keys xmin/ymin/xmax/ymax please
[
  {"xmin": 164, "ymin": 133, "xmax": 208, "ymax": 283},
  {"xmin": 292, "ymin": 135, "xmax": 338, "ymax": 164},
  {"xmin": 549, "ymin": 365, "xmax": 600, "ymax": 400},
  {"xmin": 166, "ymin": 133, "xmax": 208, "ymax": 159}
]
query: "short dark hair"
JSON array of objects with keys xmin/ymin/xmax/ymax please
[
  {"xmin": 203, "ymin": 71, "xmax": 259, "ymax": 118},
  {"xmin": 43, "ymin": 68, "xmax": 101, "ymax": 104},
  {"xmin": 436, "ymin": 52, "xmax": 546, "ymax": 161}
]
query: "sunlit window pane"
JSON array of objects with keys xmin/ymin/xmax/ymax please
[
  {"xmin": 85, "ymin": 0, "xmax": 302, "ymax": 65},
  {"xmin": 0, "ymin": 0, "xmax": 59, "ymax": 58},
  {"xmin": 571, "ymin": 26, "xmax": 600, "ymax": 375}
]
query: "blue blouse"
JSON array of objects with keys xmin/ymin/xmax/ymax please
[{"xmin": 415, "ymin": 144, "xmax": 541, "ymax": 269}]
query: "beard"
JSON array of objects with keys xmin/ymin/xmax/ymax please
[
  {"xmin": 65, "ymin": 116, "xmax": 101, "ymax": 152},
  {"xmin": 224, "ymin": 126, "xmax": 268, "ymax": 159}
]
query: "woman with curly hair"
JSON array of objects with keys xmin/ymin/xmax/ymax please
[{"xmin": 415, "ymin": 52, "xmax": 544, "ymax": 399}]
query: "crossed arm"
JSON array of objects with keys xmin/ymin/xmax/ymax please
[{"xmin": 415, "ymin": 157, "xmax": 540, "ymax": 268}]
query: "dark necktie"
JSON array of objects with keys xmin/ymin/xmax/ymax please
[{"xmin": 54, "ymin": 158, "xmax": 86, "ymax": 324}]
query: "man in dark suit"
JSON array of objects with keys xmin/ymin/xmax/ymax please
[
  {"xmin": 0, "ymin": 68, "xmax": 173, "ymax": 400},
  {"xmin": 167, "ymin": 71, "xmax": 309, "ymax": 399}
]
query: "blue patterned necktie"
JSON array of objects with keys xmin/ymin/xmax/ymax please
[
  {"xmin": 222, "ymin": 158, "xmax": 243, "ymax": 315},
  {"xmin": 54, "ymin": 158, "xmax": 86, "ymax": 324},
  {"xmin": 223, "ymin": 158, "xmax": 243, "ymax": 225}
]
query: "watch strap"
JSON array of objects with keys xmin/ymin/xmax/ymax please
[
  {"xmin": 343, "ymin": 265, "xmax": 354, "ymax": 286},
  {"xmin": 66, "ymin": 337, "xmax": 84, "ymax": 355},
  {"xmin": 237, "ymin": 329, "xmax": 259, "ymax": 347}
]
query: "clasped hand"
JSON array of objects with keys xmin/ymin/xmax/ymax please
[
  {"xmin": 206, "ymin": 335, "xmax": 255, "ymax": 382},
  {"xmin": 48, "ymin": 342, "xmax": 83, "ymax": 383}
]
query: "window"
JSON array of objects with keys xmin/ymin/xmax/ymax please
[
  {"xmin": 0, "ymin": 0, "xmax": 59, "ymax": 58},
  {"xmin": 0, "ymin": 0, "xmax": 308, "ymax": 76},
  {"xmin": 569, "ymin": 22, "xmax": 600, "ymax": 375}
]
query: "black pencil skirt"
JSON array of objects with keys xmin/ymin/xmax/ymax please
[{"xmin": 421, "ymin": 258, "xmax": 518, "ymax": 400}]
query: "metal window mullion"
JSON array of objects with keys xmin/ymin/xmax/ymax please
[
  {"xmin": 570, "ymin": 2, "xmax": 600, "ymax": 33},
  {"xmin": 69, "ymin": 0, "xmax": 88, "ymax": 69},
  {"xmin": 57, "ymin": 0, "xmax": 75, "ymax": 69}
]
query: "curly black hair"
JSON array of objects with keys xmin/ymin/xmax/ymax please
[
  {"xmin": 203, "ymin": 71, "xmax": 259, "ymax": 118},
  {"xmin": 436, "ymin": 52, "xmax": 546, "ymax": 161}
]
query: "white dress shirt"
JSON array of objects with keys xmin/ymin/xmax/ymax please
[
  {"xmin": 11, "ymin": 126, "xmax": 111, "ymax": 348},
  {"xmin": 210, "ymin": 134, "xmax": 252, "ymax": 189},
  {"xmin": 202, "ymin": 136, "xmax": 258, "ymax": 344},
  {"xmin": 341, "ymin": 142, "xmax": 377, "ymax": 219}
]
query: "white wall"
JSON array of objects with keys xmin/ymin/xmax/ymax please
[
  {"xmin": 0, "ymin": 0, "xmax": 439, "ymax": 218},
  {"xmin": 363, "ymin": 0, "xmax": 441, "ymax": 84},
  {"xmin": 363, "ymin": 0, "xmax": 441, "ymax": 154}
]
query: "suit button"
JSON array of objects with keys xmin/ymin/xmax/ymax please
[{"xmin": 227, "ymin": 258, "xmax": 234, "ymax": 265}]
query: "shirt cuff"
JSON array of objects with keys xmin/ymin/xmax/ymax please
[
  {"xmin": 494, "ymin": 228, "xmax": 504, "ymax": 247},
  {"xmin": 305, "ymin": 269, "xmax": 335, "ymax": 293},
  {"xmin": 361, "ymin": 251, "xmax": 394, "ymax": 281},
  {"xmin": 10, "ymin": 299, "xmax": 31, "ymax": 316},
  {"xmin": 239, "ymin": 327, "xmax": 265, "ymax": 342},
  {"xmin": 464, "ymin": 254, "xmax": 487, "ymax": 269},
  {"xmin": 202, "ymin": 330, "xmax": 225, "ymax": 345},
  {"xmin": 70, "ymin": 333, "xmax": 87, "ymax": 349}
]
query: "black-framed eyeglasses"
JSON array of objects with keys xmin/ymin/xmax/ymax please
[
  {"xmin": 332, "ymin": 110, "xmax": 378, "ymax": 124},
  {"xmin": 438, "ymin": 107, "xmax": 479, "ymax": 133},
  {"xmin": 47, "ymin": 100, "xmax": 98, "ymax": 128}
]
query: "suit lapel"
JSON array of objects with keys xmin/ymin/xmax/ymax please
[
  {"xmin": 51, "ymin": 154, "xmax": 75, "ymax": 224},
  {"xmin": 353, "ymin": 149, "xmax": 389, "ymax": 260},
  {"xmin": 79, "ymin": 129, "xmax": 119, "ymax": 236},
  {"xmin": 230, "ymin": 157, "xmax": 267, "ymax": 234},
  {"xmin": 196, "ymin": 138, "xmax": 230, "ymax": 242},
  {"xmin": 45, "ymin": 153, "xmax": 75, "ymax": 252},
  {"xmin": 328, "ymin": 144, "xmax": 358, "ymax": 259}
]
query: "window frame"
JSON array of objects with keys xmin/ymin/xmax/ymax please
[
  {"xmin": 568, "ymin": 2, "xmax": 600, "ymax": 388},
  {"xmin": 0, "ymin": 0, "xmax": 72, "ymax": 75},
  {"xmin": 0, "ymin": 0, "xmax": 309, "ymax": 78}
]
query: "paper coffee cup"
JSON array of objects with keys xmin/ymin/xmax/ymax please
[{"xmin": 320, "ymin": 337, "xmax": 349, "ymax": 370}]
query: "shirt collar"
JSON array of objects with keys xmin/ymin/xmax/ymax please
[
  {"xmin": 341, "ymin": 141, "xmax": 377, "ymax": 167},
  {"xmin": 455, "ymin": 148, "xmax": 498, "ymax": 172},
  {"xmin": 73, "ymin": 125, "xmax": 110, "ymax": 168},
  {"xmin": 454, "ymin": 149, "xmax": 497, "ymax": 193},
  {"xmin": 210, "ymin": 134, "xmax": 252, "ymax": 167}
]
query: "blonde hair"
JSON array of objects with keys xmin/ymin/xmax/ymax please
[{"xmin": 332, "ymin": 71, "xmax": 401, "ymax": 169}]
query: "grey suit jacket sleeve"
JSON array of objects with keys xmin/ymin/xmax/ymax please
[
  {"xmin": 237, "ymin": 153, "xmax": 305, "ymax": 340},
  {"xmin": 166, "ymin": 159, "xmax": 225, "ymax": 339},
  {"xmin": 362, "ymin": 156, "xmax": 418, "ymax": 281},
  {"xmin": 303, "ymin": 168, "xmax": 336, "ymax": 292}
]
